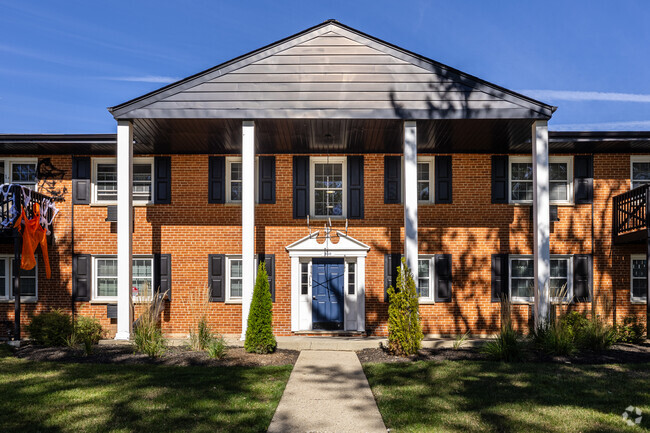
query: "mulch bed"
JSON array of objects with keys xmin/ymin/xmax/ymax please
[
  {"xmin": 357, "ymin": 342, "xmax": 650, "ymax": 364},
  {"xmin": 13, "ymin": 343, "xmax": 299, "ymax": 367}
]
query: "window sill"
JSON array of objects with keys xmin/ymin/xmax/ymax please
[
  {"xmin": 309, "ymin": 216, "xmax": 348, "ymax": 221},
  {"xmin": 510, "ymin": 202, "xmax": 574, "ymax": 207},
  {"xmin": 418, "ymin": 300, "xmax": 436, "ymax": 305},
  {"xmin": 225, "ymin": 300, "xmax": 242, "ymax": 305},
  {"xmin": 90, "ymin": 300, "xmax": 117, "ymax": 304},
  {"xmin": 89, "ymin": 202, "xmax": 153, "ymax": 207},
  {"xmin": 631, "ymin": 300, "xmax": 648, "ymax": 304}
]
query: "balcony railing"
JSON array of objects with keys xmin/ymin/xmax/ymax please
[
  {"xmin": 0, "ymin": 184, "xmax": 55, "ymax": 233},
  {"xmin": 613, "ymin": 185, "xmax": 650, "ymax": 244}
]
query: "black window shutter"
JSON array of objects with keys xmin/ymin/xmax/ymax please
[
  {"xmin": 259, "ymin": 254, "xmax": 276, "ymax": 302},
  {"xmin": 208, "ymin": 156, "xmax": 225, "ymax": 204},
  {"xmin": 293, "ymin": 156, "xmax": 309, "ymax": 219},
  {"xmin": 435, "ymin": 254, "xmax": 452, "ymax": 302},
  {"xmin": 258, "ymin": 156, "xmax": 276, "ymax": 204},
  {"xmin": 347, "ymin": 156, "xmax": 364, "ymax": 219},
  {"xmin": 72, "ymin": 254, "xmax": 91, "ymax": 302},
  {"xmin": 154, "ymin": 156, "xmax": 171, "ymax": 204},
  {"xmin": 208, "ymin": 254, "xmax": 225, "ymax": 302},
  {"xmin": 384, "ymin": 156, "xmax": 401, "ymax": 204},
  {"xmin": 574, "ymin": 155, "xmax": 593, "ymax": 204},
  {"xmin": 435, "ymin": 156, "xmax": 453, "ymax": 204},
  {"xmin": 491, "ymin": 254, "xmax": 509, "ymax": 302},
  {"xmin": 491, "ymin": 156, "xmax": 509, "ymax": 204},
  {"xmin": 573, "ymin": 254, "xmax": 592, "ymax": 302},
  {"xmin": 154, "ymin": 253, "xmax": 172, "ymax": 300},
  {"xmin": 72, "ymin": 157, "xmax": 91, "ymax": 205},
  {"xmin": 384, "ymin": 253, "xmax": 401, "ymax": 302}
]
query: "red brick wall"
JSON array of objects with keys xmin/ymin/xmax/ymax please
[{"xmin": 0, "ymin": 152, "xmax": 647, "ymax": 338}]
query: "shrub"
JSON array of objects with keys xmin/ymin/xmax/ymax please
[
  {"xmin": 560, "ymin": 311, "xmax": 589, "ymax": 337},
  {"xmin": 577, "ymin": 314, "xmax": 616, "ymax": 351},
  {"xmin": 453, "ymin": 331, "xmax": 470, "ymax": 350},
  {"xmin": 615, "ymin": 316, "xmax": 647, "ymax": 344},
  {"xmin": 133, "ymin": 298, "xmax": 166, "ymax": 357},
  {"xmin": 387, "ymin": 259, "xmax": 423, "ymax": 356},
  {"xmin": 481, "ymin": 296, "xmax": 522, "ymax": 361},
  {"xmin": 26, "ymin": 309, "xmax": 73, "ymax": 346},
  {"xmin": 244, "ymin": 262, "xmax": 277, "ymax": 354},
  {"xmin": 531, "ymin": 322, "xmax": 577, "ymax": 356},
  {"xmin": 74, "ymin": 316, "xmax": 104, "ymax": 355},
  {"xmin": 481, "ymin": 325, "xmax": 522, "ymax": 362},
  {"xmin": 207, "ymin": 335, "xmax": 228, "ymax": 359},
  {"xmin": 189, "ymin": 316, "xmax": 213, "ymax": 351}
]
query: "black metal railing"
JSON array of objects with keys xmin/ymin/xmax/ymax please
[
  {"xmin": 0, "ymin": 184, "xmax": 54, "ymax": 231},
  {"xmin": 613, "ymin": 185, "xmax": 650, "ymax": 240}
]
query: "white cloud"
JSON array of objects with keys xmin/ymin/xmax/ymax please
[
  {"xmin": 520, "ymin": 90, "xmax": 650, "ymax": 103},
  {"xmin": 551, "ymin": 120, "xmax": 650, "ymax": 131},
  {"xmin": 104, "ymin": 75, "xmax": 180, "ymax": 84}
]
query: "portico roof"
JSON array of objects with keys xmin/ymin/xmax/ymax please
[{"xmin": 109, "ymin": 20, "xmax": 555, "ymax": 121}]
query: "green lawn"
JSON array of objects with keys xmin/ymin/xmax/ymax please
[
  {"xmin": 0, "ymin": 348, "xmax": 292, "ymax": 433},
  {"xmin": 364, "ymin": 360, "xmax": 650, "ymax": 433}
]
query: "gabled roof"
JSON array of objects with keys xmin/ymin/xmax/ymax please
[{"xmin": 109, "ymin": 20, "xmax": 554, "ymax": 120}]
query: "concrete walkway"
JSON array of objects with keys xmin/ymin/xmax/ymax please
[{"xmin": 267, "ymin": 350, "xmax": 387, "ymax": 433}]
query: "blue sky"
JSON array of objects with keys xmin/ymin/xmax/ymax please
[{"xmin": 1, "ymin": 0, "xmax": 649, "ymax": 133}]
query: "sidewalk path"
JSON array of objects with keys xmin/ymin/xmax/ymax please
[{"xmin": 267, "ymin": 350, "xmax": 387, "ymax": 433}]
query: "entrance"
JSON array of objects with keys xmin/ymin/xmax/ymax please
[{"xmin": 311, "ymin": 258, "xmax": 344, "ymax": 330}]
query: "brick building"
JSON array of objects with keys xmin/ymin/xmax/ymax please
[{"xmin": 1, "ymin": 21, "xmax": 647, "ymax": 340}]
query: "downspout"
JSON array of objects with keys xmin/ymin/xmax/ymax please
[{"xmin": 70, "ymin": 157, "xmax": 75, "ymax": 320}]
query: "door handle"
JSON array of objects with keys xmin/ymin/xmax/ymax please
[{"xmin": 312, "ymin": 296, "xmax": 316, "ymax": 300}]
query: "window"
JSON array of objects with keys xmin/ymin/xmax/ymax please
[
  {"xmin": 92, "ymin": 256, "xmax": 153, "ymax": 301},
  {"xmin": 311, "ymin": 157, "xmax": 346, "ymax": 217},
  {"xmin": 226, "ymin": 256, "xmax": 243, "ymax": 301},
  {"xmin": 417, "ymin": 256, "xmax": 435, "ymax": 301},
  {"xmin": 509, "ymin": 156, "xmax": 572, "ymax": 204},
  {"xmin": 301, "ymin": 262, "xmax": 310, "ymax": 295},
  {"xmin": 225, "ymin": 157, "xmax": 259, "ymax": 203},
  {"xmin": 509, "ymin": 255, "xmax": 572, "ymax": 303},
  {"xmin": 417, "ymin": 157, "xmax": 434, "ymax": 203},
  {"xmin": 92, "ymin": 158, "xmax": 153, "ymax": 203},
  {"xmin": 0, "ymin": 159, "xmax": 38, "ymax": 190},
  {"xmin": 347, "ymin": 262, "xmax": 356, "ymax": 295},
  {"xmin": 630, "ymin": 255, "xmax": 648, "ymax": 302},
  {"xmin": 0, "ymin": 257, "xmax": 37, "ymax": 301},
  {"xmin": 631, "ymin": 156, "xmax": 650, "ymax": 189}
]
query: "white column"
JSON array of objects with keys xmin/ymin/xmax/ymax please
[
  {"xmin": 115, "ymin": 120, "xmax": 133, "ymax": 340},
  {"xmin": 403, "ymin": 121, "xmax": 418, "ymax": 278},
  {"xmin": 241, "ymin": 121, "xmax": 255, "ymax": 340},
  {"xmin": 532, "ymin": 120, "xmax": 551, "ymax": 328}
]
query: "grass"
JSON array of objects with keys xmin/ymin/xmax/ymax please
[
  {"xmin": 0, "ymin": 347, "xmax": 292, "ymax": 433},
  {"xmin": 364, "ymin": 360, "xmax": 650, "ymax": 432}
]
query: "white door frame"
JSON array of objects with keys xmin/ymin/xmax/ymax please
[{"xmin": 286, "ymin": 231, "xmax": 369, "ymax": 332}]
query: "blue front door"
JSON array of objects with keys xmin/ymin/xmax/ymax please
[{"xmin": 312, "ymin": 258, "xmax": 344, "ymax": 330}]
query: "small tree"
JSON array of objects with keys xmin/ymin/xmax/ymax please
[
  {"xmin": 387, "ymin": 259, "xmax": 423, "ymax": 356},
  {"xmin": 244, "ymin": 262, "xmax": 277, "ymax": 354}
]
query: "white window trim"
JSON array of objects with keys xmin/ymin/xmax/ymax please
[
  {"xmin": 417, "ymin": 156, "xmax": 435, "ymax": 204},
  {"xmin": 1, "ymin": 158, "xmax": 38, "ymax": 190},
  {"xmin": 630, "ymin": 156, "xmax": 650, "ymax": 190},
  {"xmin": 630, "ymin": 254, "xmax": 648, "ymax": 303},
  {"xmin": 225, "ymin": 156, "xmax": 259, "ymax": 203},
  {"xmin": 310, "ymin": 156, "xmax": 347, "ymax": 219},
  {"xmin": 418, "ymin": 255, "xmax": 435, "ymax": 303},
  {"xmin": 0, "ymin": 256, "xmax": 38, "ymax": 302},
  {"xmin": 91, "ymin": 157, "xmax": 154, "ymax": 205},
  {"xmin": 509, "ymin": 254, "xmax": 573, "ymax": 304},
  {"xmin": 509, "ymin": 156, "xmax": 573, "ymax": 205},
  {"xmin": 345, "ymin": 260, "xmax": 356, "ymax": 296},
  {"xmin": 91, "ymin": 255, "xmax": 153, "ymax": 302}
]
